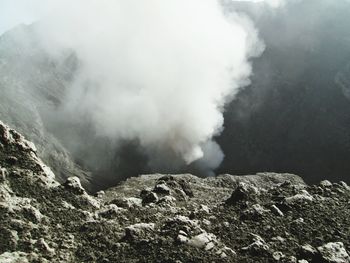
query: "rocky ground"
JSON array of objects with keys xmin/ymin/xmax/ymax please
[{"xmin": 0, "ymin": 120, "xmax": 350, "ymax": 263}]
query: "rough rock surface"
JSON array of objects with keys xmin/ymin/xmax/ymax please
[
  {"xmin": 0, "ymin": 24, "xmax": 91, "ymax": 189},
  {"xmin": 0, "ymin": 121, "xmax": 350, "ymax": 262}
]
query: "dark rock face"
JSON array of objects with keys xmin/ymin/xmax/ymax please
[
  {"xmin": 219, "ymin": 0, "xmax": 350, "ymax": 184},
  {"xmin": 0, "ymin": 24, "xmax": 91, "ymax": 189},
  {"xmin": 1, "ymin": 121, "xmax": 350, "ymax": 262}
]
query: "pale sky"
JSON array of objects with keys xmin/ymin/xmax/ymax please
[{"xmin": 0, "ymin": 0, "xmax": 54, "ymax": 35}]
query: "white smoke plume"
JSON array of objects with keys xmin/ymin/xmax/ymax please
[
  {"xmin": 32, "ymin": 0, "xmax": 269, "ymax": 172},
  {"xmin": 236, "ymin": 0, "xmax": 286, "ymax": 8}
]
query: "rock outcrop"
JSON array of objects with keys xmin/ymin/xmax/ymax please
[{"xmin": 0, "ymin": 121, "xmax": 349, "ymax": 262}]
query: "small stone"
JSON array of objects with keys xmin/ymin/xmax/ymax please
[
  {"xmin": 299, "ymin": 244, "xmax": 317, "ymax": 259},
  {"xmin": 188, "ymin": 233, "xmax": 211, "ymax": 251},
  {"xmin": 273, "ymin": 251, "xmax": 285, "ymax": 261},
  {"xmin": 320, "ymin": 180, "xmax": 333, "ymax": 187},
  {"xmin": 242, "ymin": 234, "xmax": 270, "ymax": 255},
  {"xmin": 286, "ymin": 256, "xmax": 297, "ymax": 263},
  {"xmin": 200, "ymin": 204, "xmax": 210, "ymax": 214},
  {"xmin": 61, "ymin": 201, "xmax": 75, "ymax": 210},
  {"xmin": 153, "ymin": 183, "xmax": 171, "ymax": 195},
  {"xmin": 202, "ymin": 219, "xmax": 211, "ymax": 226},
  {"xmin": 125, "ymin": 223, "xmax": 155, "ymax": 241},
  {"xmin": 293, "ymin": 218, "xmax": 304, "ymax": 224},
  {"xmin": 188, "ymin": 232, "xmax": 214, "ymax": 249},
  {"xmin": 284, "ymin": 190, "xmax": 314, "ymax": 204},
  {"xmin": 141, "ymin": 190, "xmax": 159, "ymax": 205},
  {"xmin": 205, "ymin": 241, "xmax": 215, "ymax": 251},
  {"xmin": 63, "ymin": 177, "xmax": 85, "ymax": 195},
  {"xmin": 95, "ymin": 190, "xmax": 105, "ymax": 198},
  {"xmin": 0, "ymin": 167, "xmax": 8, "ymax": 183},
  {"xmin": 271, "ymin": 205, "xmax": 284, "ymax": 216},
  {"xmin": 223, "ymin": 222, "xmax": 230, "ymax": 227},
  {"xmin": 177, "ymin": 234, "xmax": 188, "ymax": 243},
  {"xmin": 81, "ymin": 194, "xmax": 101, "ymax": 209},
  {"xmin": 36, "ymin": 238, "xmax": 55, "ymax": 257},
  {"xmin": 226, "ymin": 182, "xmax": 259, "ymax": 205},
  {"xmin": 252, "ymin": 204, "xmax": 269, "ymax": 215}
]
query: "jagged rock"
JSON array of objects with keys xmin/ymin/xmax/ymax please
[
  {"xmin": 124, "ymin": 223, "xmax": 155, "ymax": 241},
  {"xmin": 95, "ymin": 190, "xmax": 105, "ymax": 198},
  {"xmin": 63, "ymin": 177, "xmax": 86, "ymax": 195},
  {"xmin": 317, "ymin": 242, "xmax": 350, "ymax": 263},
  {"xmin": 226, "ymin": 182, "xmax": 259, "ymax": 205},
  {"xmin": 157, "ymin": 195, "xmax": 177, "ymax": 207},
  {"xmin": 242, "ymin": 204, "xmax": 270, "ymax": 220},
  {"xmin": 284, "ymin": 190, "xmax": 314, "ymax": 204},
  {"xmin": 0, "ymin": 120, "xmax": 58, "ymax": 188},
  {"xmin": 271, "ymin": 205, "xmax": 284, "ymax": 217},
  {"xmin": 320, "ymin": 180, "xmax": 333, "ymax": 187},
  {"xmin": 178, "ymin": 179, "xmax": 194, "ymax": 198},
  {"xmin": 199, "ymin": 204, "xmax": 210, "ymax": 214},
  {"xmin": 286, "ymin": 256, "xmax": 298, "ymax": 263},
  {"xmin": 188, "ymin": 232, "xmax": 216, "ymax": 249},
  {"xmin": 153, "ymin": 183, "xmax": 171, "ymax": 195},
  {"xmin": 177, "ymin": 233, "xmax": 188, "ymax": 243},
  {"xmin": 272, "ymin": 251, "xmax": 285, "ymax": 261},
  {"xmin": 140, "ymin": 189, "xmax": 159, "ymax": 205},
  {"xmin": 242, "ymin": 234, "xmax": 270, "ymax": 255},
  {"xmin": 299, "ymin": 244, "xmax": 318, "ymax": 261}
]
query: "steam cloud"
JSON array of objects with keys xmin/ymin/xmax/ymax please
[
  {"xmin": 32, "ymin": 0, "xmax": 279, "ymax": 174},
  {"xmin": 237, "ymin": 0, "xmax": 286, "ymax": 8}
]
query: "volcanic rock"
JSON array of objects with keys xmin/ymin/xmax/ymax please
[{"xmin": 0, "ymin": 120, "xmax": 350, "ymax": 262}]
